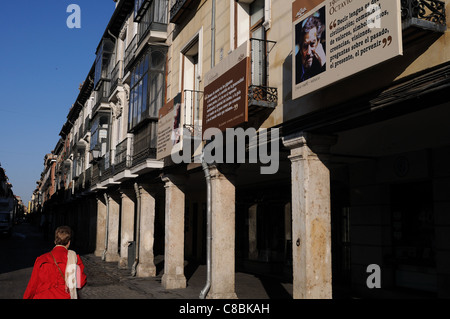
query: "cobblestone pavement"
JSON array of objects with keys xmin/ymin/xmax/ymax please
[
  {"xmin": 78, "ymin": 254, "xmax": 293, "ymax": 300},
  {"xmin": 0, "ymin": 223, "xmax": 292, "ymax": 300}
]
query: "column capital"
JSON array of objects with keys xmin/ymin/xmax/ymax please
[
  {"xmin": 282, "ymin": 132, "xmax": 337, "ymax": 162},
  {"xmin": 119, "ymin": 187, "xmax": 135, "ymax": 199},
  {"xmin": 208, "ymin": 164, "xmax": 240, "ymax": 181},
  {"xmin": 161, "ymin": 174, "xmax": 188, "ymax": 189}
]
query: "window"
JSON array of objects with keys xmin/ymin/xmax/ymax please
[
  {"xmin": 250, "ymin": 0, "xmax": 266, "ymax": 87},
  {"xmin": 138, "ymin": 0, "xmax": 169, "ymax": 41},
  {"xmin": 94, "ymin": 38, "xmax": 115, "ymax": 89},
  {"xmin": 128, "ymin": 46, "xmax": 167, "ymax": 131},
  {"xmin": 90, "ymin": 114, "xmax": 110, "ymax": 154},
  {"xmin": 181, "ymin": 37, "xmax": 200, "ymax": 128}
]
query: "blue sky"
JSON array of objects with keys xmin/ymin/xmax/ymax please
[{"xmin": 0, "ymin": 0, "xmax": 116, "ymax": 205}]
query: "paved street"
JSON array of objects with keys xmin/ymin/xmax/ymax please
[{"xmin": 0, "ymin": 223, "xmax": 293, "ymax": 300}]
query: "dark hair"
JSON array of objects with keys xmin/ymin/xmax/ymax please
[
  {"xmin": 55, "ymin": 226, "xmax": 72, "ymax": 246},
  {"xmin": 300, "ymin": 16, "xmax": 324, "ymax": 44}
]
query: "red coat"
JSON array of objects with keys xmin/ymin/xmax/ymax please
[{"xmin": 23, "ymin": 246, "xmax": 87, "ymax": 299}]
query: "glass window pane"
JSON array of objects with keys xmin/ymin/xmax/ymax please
[
  {"xmin": 142, "ymin": 74, "xmax": 148, "ymax": 114},
  {"xmin": 250, "ymin": 0, "xmax": 264, "ymax": 27},
  {"xmin": 151, "ymin": 50, "xmax": 165, "ymax": 70},
  {"xmin": 144, "ymin": 53, "xmax": 149, "ymax": 73}
]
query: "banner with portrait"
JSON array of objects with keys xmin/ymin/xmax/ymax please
[{"xmin": 292, "ymin": 0, "xmax": 403, "ymax": 99}]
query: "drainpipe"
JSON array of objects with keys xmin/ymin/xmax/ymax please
[
  {"xmin": 102, "ymin": 193, "xmax": 109, "ymax": 261},
  {"xmin": 131, "ymin": 182, "xmax": 141, "ymax": 277},
  {"xmin": 199, "ymin": 152, "xmax": 212, "ymax": 299},
  {"xmin": 200, "ymin": 0, "xmax": 215, "ymax": 300}
]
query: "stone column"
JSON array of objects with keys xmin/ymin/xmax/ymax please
[
  {"xmin": 208, "ymin": 165, "xmax": 238, "ymax": 299},
  {"xmin": 105, "ymin": 193, "xmax": 120, "ymax": 262},
  {"xmin": 137, "ymin": 184, "xmax": 157, "ymax": 277},
  {"xmin": 248, "ymin": 204, "xmax": 258, "ymax": 260},
  {"xmin": 161, "ymin": 175, "xmax": 186, "ymax": 289},
  {"xmin": 119, "ymin": 189, "xmax": 135, "ymax": 269},
  {"xmin": 283, "ymin": 132, "xmax": 336, "ymax": 299},
  {"xmin": 94, "ymin": 196, "xmax": 107, "ymax": 257}
]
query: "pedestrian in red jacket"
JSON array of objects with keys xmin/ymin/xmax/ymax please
[{"xmin": 24, "ymin": 226, "xmax": 87, "ymax": 299}]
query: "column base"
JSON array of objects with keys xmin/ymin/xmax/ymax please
[
  {"xmin": 162, "ymin": 274, "xmax": 186, "ymax": 289},
  {"xmin": 105, "ymin": 251, "xmax": 120, "ymax": 262},
  {"xmin": 207, "ymin": 292, "xmax": 238, "ymax": 299},
  {"xmin": 94, "ymin": 249, "xmax": 104, "ymax": 258},
  {"xmin": 118, "ymin": 257, "xmax": 128, "ymax": 269},
  {"xmin": 137, "ymin": 262, "xmax": 156, "ymax": 277}
]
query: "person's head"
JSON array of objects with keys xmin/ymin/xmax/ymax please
[
  {"xmin": 300, "ymin": 16, "xmax": 323, "ymax": 70},
  {"xmin": 54, "ymin": 226, "xmax": 72, "ymax": 247}
]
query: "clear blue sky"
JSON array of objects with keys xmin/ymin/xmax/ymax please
[{"xmin": 0, "ymin": 0, "xmax": 116, "ymax": 205}]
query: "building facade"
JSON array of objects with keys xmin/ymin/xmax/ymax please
[{"xmin": 35, "ymin": 0, "xmax": 450, "ymax": 298}]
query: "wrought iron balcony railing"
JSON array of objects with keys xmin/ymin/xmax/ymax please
[
  {"xmin": 110, "ymin": 60, "xmax": 124, "ymax": 96},
  {"xmin": 94, "ymin": 80, "xmax": 111, "ymax": 111},
  {"xmin": 124, "ymin": 35, "xmax": 138, "ymax": 73},
  {"xmin": 169, "ymin": 0, "xmax": 194, "ymax": 24},
  {"xmin": 131, "ymin": 122, "xmax": 157, "ymax": 166},
  {"xmin": 183, "ymin": 89, "xmax": 203, "ymax": 137},
  {"xmin": 248, "ymin": 38, "xmax": 278, "ymax": 111},
  {"xmin": 401, "ymin": 0, "xmax": 446, "ymax": 32},
  {"xmin": 114, "ymin": 137, "xmax": 133, "ymax": 173}
]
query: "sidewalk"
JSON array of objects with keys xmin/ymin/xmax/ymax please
[{"xmin": 78, "ymin": 254, "xmax": 293, "ymax": 299}]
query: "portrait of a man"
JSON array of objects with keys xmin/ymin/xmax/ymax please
[{"xmin": 295, "ymin": 7, "xmax": 326, "ymax": 84}]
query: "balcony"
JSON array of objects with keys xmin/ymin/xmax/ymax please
[
  {"xmin": 91, "ymin": 164, "xmax": 100, "ymax": 186},
  {"xmin": 401, "ymin": 0, "xmax": 447, "ymax": 42},
  {"xmin": 114, "ymin": 136, "xmax": 133, "ymax": 174},
  {"xmin": 94, "ymin": 38, "xmax": 115, "ymax": 90},
  {"xmin": 84, "ymin": 167, "xmax": 92, "ymax": 190},
  {"xmin": 110, "ymin": 60, "xmax": 124, "ymax": 96},
  {"xmin": 137, "ymin": 0, "xmax": 169, "ymax": 46},
  {"xmin": 131, "ymin": 122, "xmax": 157, "ymax": 167},
  {"xmin": 93, "ymin": 80, "xmax": 111, "ymax": 112},
  {"xmin": 124, "ymin": 35, "xmax": 137, "ymax": 73},
  {"xmin": 183, "ymin": 89, "xmax": 203, "ymax": 138},
  {"xmin": 134, "ymin": 0, "xmax": 152, "ymax": 22},
  {"xmin": 99, "ymin": 156, "xmax": 114, "ymax": 183},
  {"xmin": 248, "ymin": 38, "xmax": 278, "ymax": 116},
  {"xmin": 74, "ymin": 171, "xmax": 85, "ymax": 193},
  {"xmin": 169, "ymin": 0, "xmax": 196, "ymax": 24}
]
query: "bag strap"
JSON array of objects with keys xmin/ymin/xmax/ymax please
[{"xmin": 50, "ymin": 252, "xmax": 66, "ymax": 283}]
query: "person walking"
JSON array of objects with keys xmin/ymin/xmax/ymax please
[{"xmin": 23, "ymin": 226, "xmax": 87, "ymax": 299}]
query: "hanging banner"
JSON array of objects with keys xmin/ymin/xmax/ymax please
[
  {"xmin": 157, "ymin": 93, "xmax": 182, "ymax": 160},
  {"xmin": 292, "ymin": 0, "xmax": 403, "ymax": 99},
  {"xmin": 203, "ymin": 41, "xmax": 249, "ymax": 136}
]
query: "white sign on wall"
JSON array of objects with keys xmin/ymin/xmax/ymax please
[{"xmin": 292, "ymin": 0, "xmax": 403, "ymax": 99}]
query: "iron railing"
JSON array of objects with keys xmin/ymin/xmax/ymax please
[
  {"xmin": 110, "ymin": 60, "xmax": 123, "ymax": 95},
  {"xmin": 183, "ymin": 89, "xmax": 203, "ymax": 136},
  {"xmin": 401, "ymin": 0, "xmax": 446, "ymax": 32},
  {"xmin": 401, "ymin": 0, "xmax": 446, "ymax": 25},
  {"xmin": 94, "ymin": 80, "xmax": 111, "ymax": 111},
  {"xmin": 132, "ymin": 122, "xmax": 157, "ymax": 166},
  {"xmin": 114, "ymin": 137, "xmax": 133, "ymax": 170},
  {"xmin": 124, "ymin": 35, "xmax": 137, "ymax": 73},
  {"xmin": 248, "ymin": 38, "xmax": 278, "ymax": 109},
  {"xmin": 169, "ymin": 0, "xmax": 193, "ymax": 24}
]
